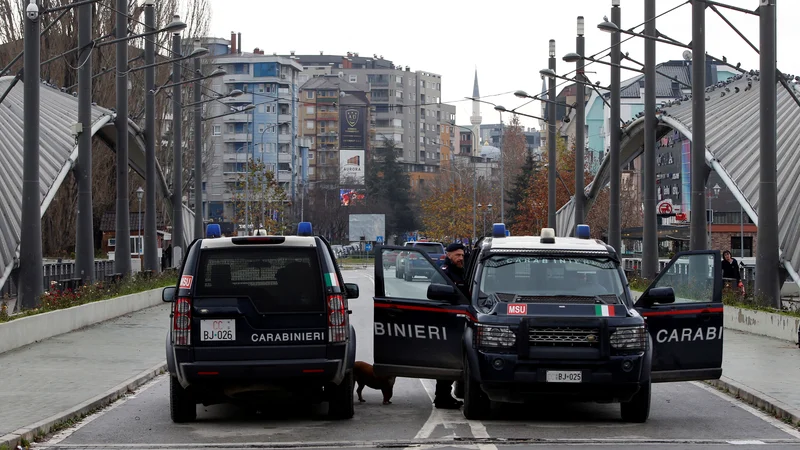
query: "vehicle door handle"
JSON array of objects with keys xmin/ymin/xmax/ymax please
[{"xmin": 697, "ymin": 312, "xmax": 715, "ymax": 322}]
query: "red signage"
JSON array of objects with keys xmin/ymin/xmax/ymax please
[
  {"xmin": 507, "ymin": 304, "xmax": 528, "ymax": 315},
  {"xmin": 658, "ymin": 202, "xmax": 673, "ymax": 214},
  {"xmin": 676, "ymin": 212, "xmax": 687, "ymax": 221}
]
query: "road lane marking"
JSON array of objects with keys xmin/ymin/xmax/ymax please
[
  {"xmin": 40, "ymin": 375, "xmax": 167, "ymax": 448},
  {"xmin": 691, "ymin": 381, "xmax": 800, "ymax": 440},
  {"xmin": 728, "ymin": 440, "xmax": 767, "ymax": 445}
]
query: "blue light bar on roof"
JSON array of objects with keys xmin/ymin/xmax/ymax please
[
  {"xmin": 297, "ymin": 222, "xmax": 313, "ymax": 236},
  {"xmin": 576, "ymin": 224, "xmax": 591, "ymax": 239},
  {"xmin": 492, "ymin": 223, "xmax": 506, "ymax": 238},
  {"xmin": 206, "ymin": 223, "xmax": 221, "ymax": 238}
]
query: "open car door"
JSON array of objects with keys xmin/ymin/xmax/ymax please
[
  {"xmin": 634, "ymin": 250, "xmax": 723, "ymax": 383},
  {"xmin": 373, "ymin": 245, "xmax": 471, "ymax": 380}
]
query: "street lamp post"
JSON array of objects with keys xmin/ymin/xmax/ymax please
[
  {"xmin": 136, "ymin": 187, "xmax": 144, "ymax": 258},
  {"xmin": 707, "ymin": 183, "xmax": 720, "ymax": 247},
  {"xmin": 171, "ymin": 23, "xmax": 183, "ymax": 267},
  {"xmin": 193, "ymin": 39, "xmax": 203, "ymax": 240},
  {"xmin": 642, "ymin": 0, "xmax": 658, "ymax": 280},
  {"xmin": 19, "ymin": 0, "xmax": 43, "ymax": 309},
  {"xmin": 609, "ymin": 0, "xmax": 622, "ymax": 254},
  {"xmin": 574, "ymin": 16, "xmax": 586, "ymax": 231},
  {"xmin": 143, "ymin": 0, "xmax": 158, "ymax": 273},
  {"xmin": 114, "ymin": 0, "xmax": 132, "ymax": 278},
  {"xmin": 547, "ymin": 39, "xmax": 557, "ymax": 231},
  {"xmin": 74, "ymin": 0, "xmax": 94, "ymax": 285},
  {"xmin": 451, "ymin": 122, "xmax": 478, "ymax": 242}
]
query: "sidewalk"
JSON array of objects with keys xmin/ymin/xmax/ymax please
[
  {"xmin": 0, "ymin": 303, "xmax": 170, "ymax": 445},
  {"xmin": 0, "ymin": 303, "xmax": 798, "ymax": 448},
  {"xmin": 710, "ymin": 328, "xmax": 800, "ymax": 424}
]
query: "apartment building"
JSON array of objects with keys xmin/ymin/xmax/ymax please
[
  {"xmin": 297, "ymin": 75, "xmax": 371, "ymax": 187},
  {"xmin": 283, "ymin": 52, "xmax": 450, "ymax": 190},
  {"xmin": 203, "ymin": 34, "xmax": 303, "ymax": 222}
]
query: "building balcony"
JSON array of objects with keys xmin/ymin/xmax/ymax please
[
  {"xmin": 222, "ymin": 133, "xmax": 252, "ymax": 142},
  {"xmin": 316, "ymin": 111, "xmax": 338, "ymax": 121},
  {"xmin": 222, "ymin": 114, "xmax": 252, "ymax": 123},
  {"xmin": 278, "ymin": 113, "xmax": 292, "ymax": 123},
  {"xmin": 278, "ymin": 133, "xmax": 292, "ymax": 144},
  {"xmin": 221, "ymin": 73, "xmax": 254, "ymax": 84},
  {"xmin": 218, "ymin": 93, "xmax": 253, "ymax": 104},
  {"xmin": 222, "ymin": 153, "xmax": 251, "ymax": 163},
  {"xmin": 370, "ymin": 80, "xmax": 390, "ymax": 87}
]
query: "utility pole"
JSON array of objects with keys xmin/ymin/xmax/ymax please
[
  {"xmin": 547, "ymin": 39, "xmax": 557, "ymax": 231},
  {"xmin": 756, "ymin": 0, "xmax": 781, "ymax": 306},
  {"xmin": 19, "ymin": 0, "xmax": 43, "ymax": 309},
  {"xmin": 690, "ymin": 0, "xmax": 708, "ymax": 251},
  {"xmin": 114, "ymin": 0, "xmax": 131, "ymax": 277},
  {"xmin": 171, "ymin": 22, "xmax": 183, "ymax": 265},
  {"xmin": 193, "ymin": 39, "xmax": 203, "ymax": 240},
  {"xmin": 143, "ymin": 0, "xmax": 158, "ymax": 273},
  {"xmin": 74, "ymin": 0, "xmax": 94, "ymax": 284},
  {"xmin": 608, "ymin": 0, "xmax": 622, "ymax": 253},
  {"xmin": 641, "ymin": 0, "xmax": 658, "ymax": 279},
  {"xmin": 574, "ymin": 17, "xmax": 586, "ymax": 231}
]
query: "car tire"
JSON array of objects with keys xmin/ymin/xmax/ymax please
[
  {"xmin": 620, "ymin": 380, "xmax": 651, "ymax": 423},
  {"xmin": 462, "ymin": 359, "xmax": 490, "ymax": 420},
  {"xmin": 170, "ymin": 376, "xmax": 197, "ymax": 423},
  {"xmin": 327, "ymin": 370, "xmax": 355, "ymax": 420},
  {"xmin": 404, "ymin": 272, "xmax": 413, "ymax": 282}
]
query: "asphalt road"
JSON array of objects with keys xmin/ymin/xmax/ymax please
[{"xmin": 38, "ymin": 268, "xmax": 800, "ymax": 450}]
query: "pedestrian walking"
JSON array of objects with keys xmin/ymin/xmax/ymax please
[{"xmin": 721, "ymin": 250, "xmax": 744, "ymax": 295}]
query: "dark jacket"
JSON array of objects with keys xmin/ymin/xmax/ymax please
[
  {"xmin": 721, "ymin": 258, "xmax": 741, "ymax": 282},
  {"xmin": 434, "ymin": 257, "xmax": 468, "ymax": 297}
]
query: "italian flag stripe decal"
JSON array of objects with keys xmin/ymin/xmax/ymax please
[
  {"xmin": 595, "ymin": 304, "xmax": 615, "ymax": 316},
  {"xmin": 325, "ymin": 273, "xmax": 339, "ymax": 287}
]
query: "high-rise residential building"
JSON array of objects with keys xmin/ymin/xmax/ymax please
[
  {"xmin": 283, "ymin": 52, "xmax": 449, "ymax": 190},
  {"xmin": 297, "ymin": 75, "xmax": 371, "ymax": 187},
  {"xmin": 202, "ymin": 34, "xmax": 303, "ymax": 222}
]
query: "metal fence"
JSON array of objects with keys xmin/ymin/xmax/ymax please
[
  {"xmin": 0, "ymin": 260, "xmax": 117, "ymax": 298},
  {"xmin": 621, "ymin": 257, "xmax": 755, "ymax": 281}
]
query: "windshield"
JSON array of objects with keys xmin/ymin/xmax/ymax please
[
  {"xmin": 415, "ymin": 243, "xmax": 444, "ymax": 254},
  {"xmin": 478, "ymin": 255, "xmax": 625, "ymax": 303}
]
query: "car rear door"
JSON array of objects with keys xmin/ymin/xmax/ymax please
[
  {"xmin": 634, "ymin": 250, "xmax": 724, "ymax": 382},
  {"xmin": 373, "ymin": 245, "xmax": 471, "ymax": 380},
  {"xmin": 191, "ymin": 241, "xmax": 328, "ymax": 362}
]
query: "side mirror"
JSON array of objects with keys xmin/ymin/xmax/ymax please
[
  {"xmin": 344, "ymin": 283, "xmax": 359, "ymax": 299},
  {"xmin": 640, "ymin": 286, "xmax": 675, "ymax": 307},
  {"xmin": 162, "ymin": 286, "xmax": 177, "ymax": 302},
  {"xmin": 427, "ymin": 283, "xmax": 459, "ymax": 303}
]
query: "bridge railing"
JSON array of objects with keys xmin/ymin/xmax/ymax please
[{"xmin": 0, "ymin": 260, "xmax": 117, "ymax": 299}]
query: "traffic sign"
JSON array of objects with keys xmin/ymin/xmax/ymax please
[
  {"xmin": 376, "ymin": 235, "xmax": 384, "ymax": 244},
  {"xmin": 658, "ymin": 201, "xmax": 673, "ymax": 215},
  {"xmin": 676, "ymin": 212, "xmax": 687, "ymax": 221},
  {"xmin": 365, "ymin": 243, "xmax": 373, "ymax": 252}
]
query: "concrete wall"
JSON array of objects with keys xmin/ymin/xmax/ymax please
[
  {"xmin": 725, "ymin": 305, "xmax": 799, "ymax": 344},
  {"xmin": 0, "ymin": 288, "xmax": 163, "ymax": 355}
]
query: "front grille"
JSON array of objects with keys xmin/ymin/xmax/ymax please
[
  {"xmin": 529, "ymin": 327, "xmax": 601, "ymax": 347},
  {"xmin": 500, "ymin": 295, "xmax": 618, "ymax": 305}
]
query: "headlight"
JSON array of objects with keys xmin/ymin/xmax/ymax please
[
  {"xmin": 610, "ymin": 325, "xmax": 647, "ymax": 350},
  {"xmin": 475, "ymin": 324, "xmax": 516, "ymax": 348}
]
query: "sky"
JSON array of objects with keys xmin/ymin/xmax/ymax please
[{"xmin": 206, "ymin": 0, "xmax": 799, "ymax": 131}]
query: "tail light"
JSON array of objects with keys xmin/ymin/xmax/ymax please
[
  {"xmin": 439, "ymin": 255, "xmax": 446, "ymax": 261},
  {"xmin": 172, "ymin": 296, "xmax": 192, "ymax": 346},
  {"xmin": 409, "ymin": 254, "xmax": 418, "ymax": 260},
  {"xmin": 327, "ymin": 294, "xmax": 347, "ymax": 343}
]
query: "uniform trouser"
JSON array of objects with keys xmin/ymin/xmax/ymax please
[{"xmin": 435, "ymin": 379, "xmax": 454, "ymax": 399}]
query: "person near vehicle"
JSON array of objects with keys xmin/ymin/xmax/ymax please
[
  {"xmin": 432, "ymin": 242, "xmax": 468, "ymax": 409},
  {"xmin": 721, "ymin": 250, "xmax": 743, "ymax": 291}
]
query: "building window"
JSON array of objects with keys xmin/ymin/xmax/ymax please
[
  {"xmin": 212, "ymin": 125, "xmax": 221, "ymax": 136},
  {"xmin": 307, "ymin": 91, "xmax": 315, "ymax": 99},
  {"xmin": 257, "ymin": 84, "xmax": 265, "ymax": 93},
  {"xmin": 349, "ymin": 74, "xmax": 358, "ymax": 83},
  {"xmin": 266, "ymin": 104, "xmax": 276, "ymax": 114},
  {"xmin": 306, "ymin": 106, "xmax": 315, "ymax": 114},
  {"xmin": 308, "ymin": 151, "xmax": 314, "ymax": 160},
  {"xmin": 258, "ymin": 124, "xmax": 265, "ymax": 133},
  {"xmin": 730, "ymin": 236, "xmax": 753, "ymax": 258},
  {"xmin": 306, "ymin": 120, "xmax": 314, "ymax": 129}
]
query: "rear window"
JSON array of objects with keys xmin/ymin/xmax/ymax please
[
  {"xmin": 414, "ymin": 243, "xmax": 444, "ymax": 254},
  {"xmin": 195, "ymin": 247, "xmax": 323, "ymax": 313}
]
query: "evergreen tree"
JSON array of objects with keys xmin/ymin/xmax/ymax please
[
  {"xmin": 366, "ymin": 138, "xmax": 417, "ymax": 237},
  {"xmin": 506, "ymin": 152, "xmax": 536, "ymax": 229}
]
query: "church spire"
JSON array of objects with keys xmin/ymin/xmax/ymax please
[{"xmin": 472, "ymin": 68, "xmax": 480, "ymax": 99}]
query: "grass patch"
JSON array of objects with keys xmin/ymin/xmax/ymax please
[
  {"xmin": 0, "ymin": 270, "xmax": 177, "ymax": 324},
  {"xmin": 627, "ymin": 276, "xmax": 800, "ymax": 318},
  {"xmin": 336, "ymin": 257, "xmax": 373, "ymax": 265}
]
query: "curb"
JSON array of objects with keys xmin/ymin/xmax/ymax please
[
  {"xmin": 0, "ymin": 361, "xmax": 167, "ymax": 449},
  {"xmin": 706, "ymin": 376, "xmax": 800, "ymax": 426}
]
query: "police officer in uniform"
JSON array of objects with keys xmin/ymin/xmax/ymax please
[{"xmin": 432, "ymin": 242, "xmax": 468, "ymax": 409}]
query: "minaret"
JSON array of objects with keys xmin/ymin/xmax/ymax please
[{"xmin": 470, "ymin": 68, "xmax": 482, "ymax": 157}]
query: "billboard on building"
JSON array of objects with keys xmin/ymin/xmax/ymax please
[
  {"xmin": 340, "ymin": 189, "xmax": 366, "ymax": 206},
  {"xmin": 339, "ymin": 149, "xmax": 365, "ymax": 185},
  {"xmin": 339, "ymin": 106, "xmax": 367, "ymax": 149},
  {"xmin": 348, "ymin": 214, "xmax": 386, "ymax": 242}
]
